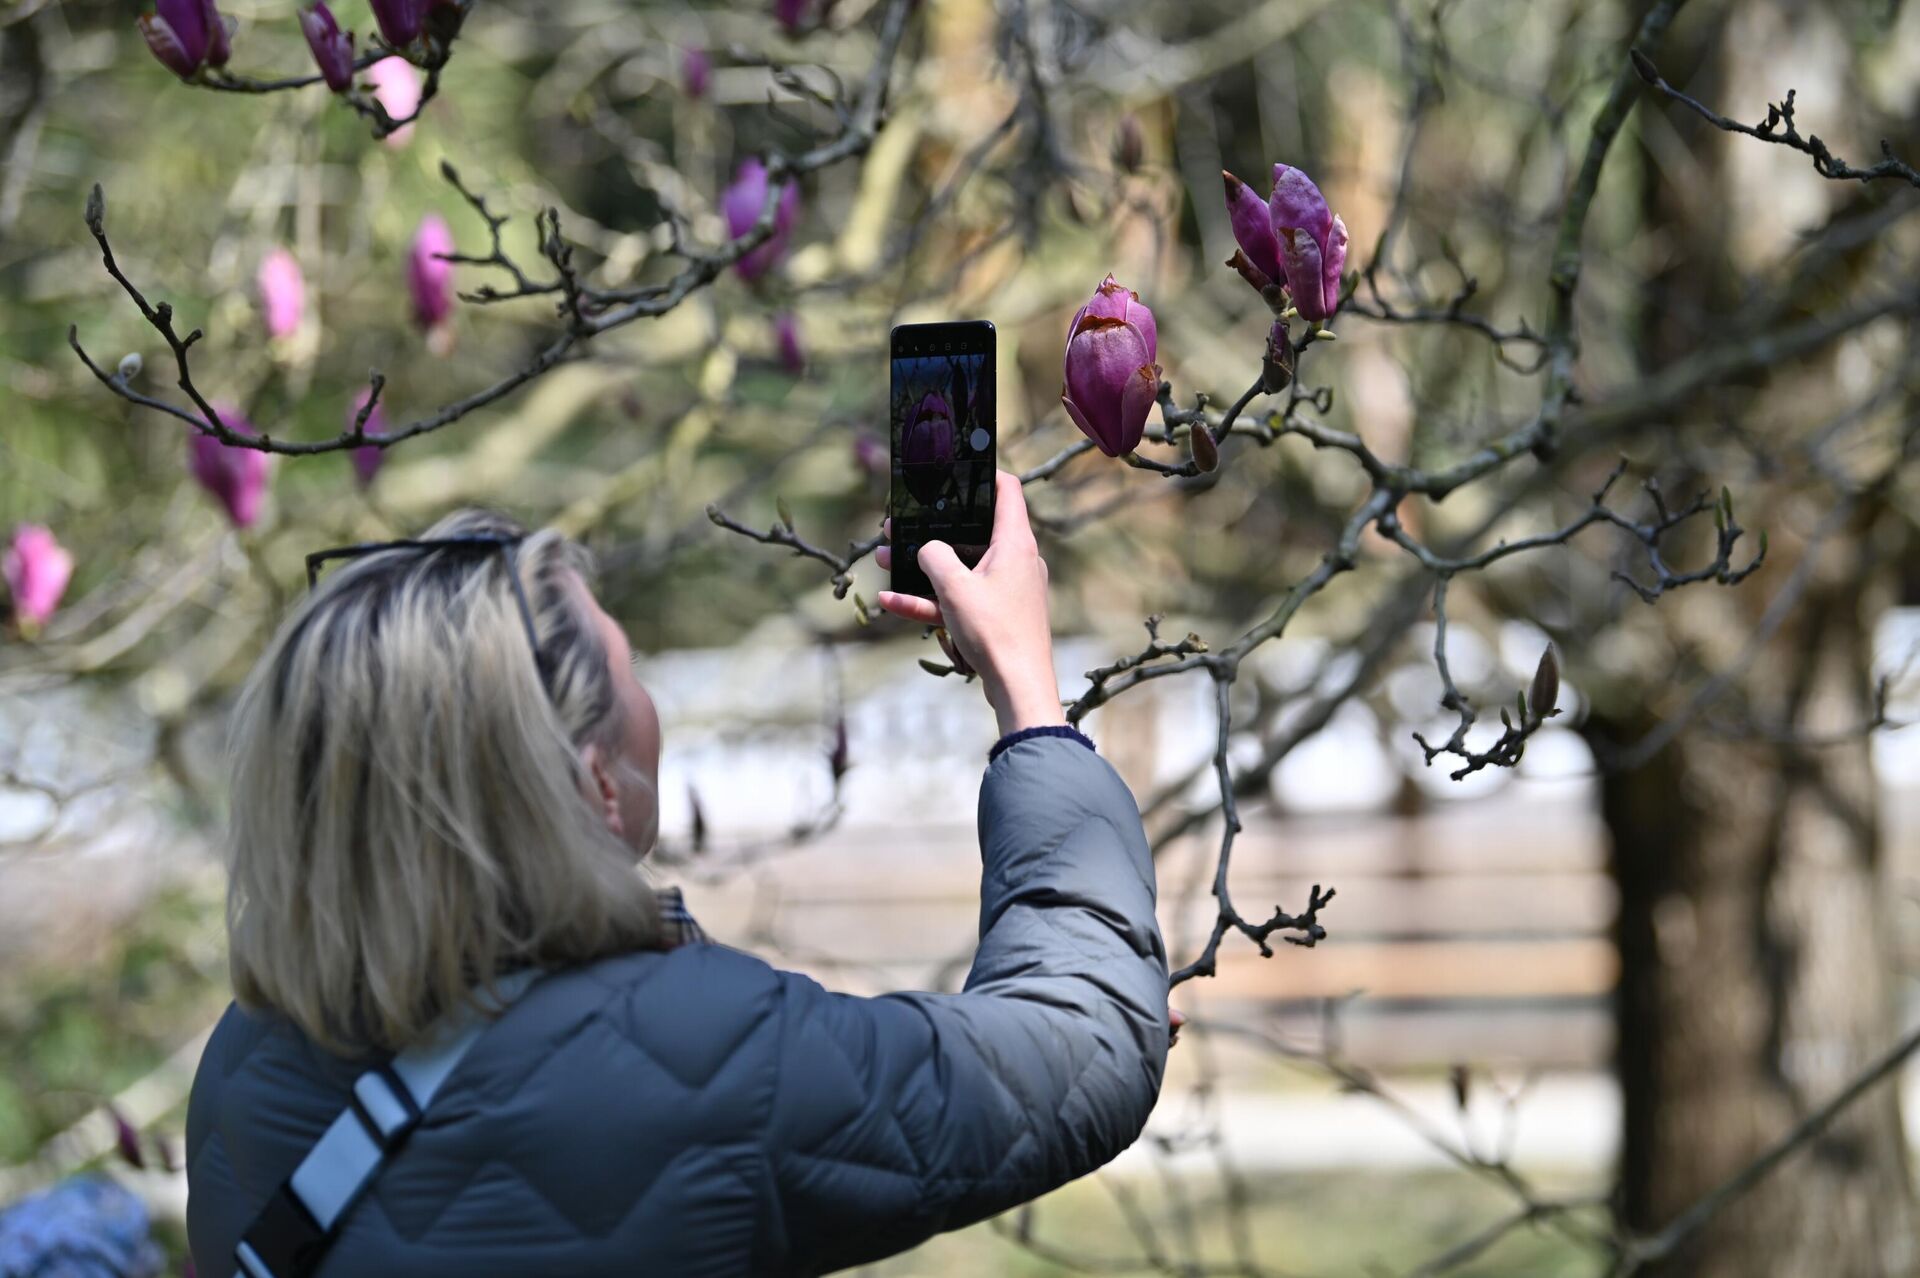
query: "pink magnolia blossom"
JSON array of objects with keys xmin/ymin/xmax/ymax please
[
  {"xmin": 1222, "ymin": 163, "xmax": 1348, "ymax": 321},
  {"xmin": 408, "ymin": 213, "xmax": 456, "ymax": 344},
  {"xmin": 4, "ymin": 525, "xmax": 74, "ymax": 628},
  {"xmin": 775, "ymin": 0, "xmax": 811, "ymax": 35},
  {"xmin": 900, "ymin": 391, "xmax": 955, "ymax": 506},
  {"xmin": 852, "ymin": 431, "xmax": 886, "ymax": 478},
  {"xmin": 1061, "ymin": 274, "xmax": 1160, "ymax": 458},
  {"xmin": 256, "ymin": 247, "xmax": 305, "ymax": 341},
  {"xmin": 773, "ymin": 312, "xmax": 805, "ymax": 374},
  {"xmin": 681, "ymin": 47, "xmax": 712, "ymax": 100},
  {"xmin": 366, "ymin": 57, "xmax": 421, "ymax": 146},
  {"xmin": 187, "ymin": 404, "xmax": 272, "ymax": 529},
  {"xmin": 721, "ymin": 158, "xmax": 800, "ymax": 283}
]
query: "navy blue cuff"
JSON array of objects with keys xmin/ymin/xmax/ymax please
[{"xmin": 988, "ymin": 724, "xmax": 1096, "ymax": 763}]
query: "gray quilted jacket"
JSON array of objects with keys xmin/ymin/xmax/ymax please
[{"xmin": 185, "ymin": 733, "xmax": 1169, "ymax": 1276}]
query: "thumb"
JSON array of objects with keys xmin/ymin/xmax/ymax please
[{"xmin": 917, "ymin": 540, "xmax": 967, "ymax": 598}]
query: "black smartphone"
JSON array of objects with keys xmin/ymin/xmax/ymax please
[{"xmin": 889, "ymin": 320, "xmax": 996, "ymax": 599}]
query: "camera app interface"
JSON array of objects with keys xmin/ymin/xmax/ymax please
[{"xmin": 890, "ymin": 327, "xmax": 995, "ymax": 588}]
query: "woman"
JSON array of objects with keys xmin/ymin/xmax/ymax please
[{"xmin": 185, "ymin": 471, "xmax": 1169, "ymax": 1276}]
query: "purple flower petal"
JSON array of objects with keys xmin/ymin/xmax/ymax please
[
  {"xmin": 1321, "ymin": 214, "xmax": 1348, "ymax": 319},
  {"xmin": 1268, "ymin": 163, "xmax": 1332, "ymax": 245},
  {"xmin": 1224, "ymin": 169, "xmax": 1284, "ymax": 286},
  {"xmin": 1064, "ymin": 316, "xmax": 1151, "ymax": 420},
  {"xmin": 139, "ymin": 14, "xmax": 201, "ymax": 79},
  {"xmin": 1279, "ymin": 226, "xmax": 1329, "ymax": 321},
  {"xmin": 299, "ymin": 3, "xmax": 355, "ymax": 92}
]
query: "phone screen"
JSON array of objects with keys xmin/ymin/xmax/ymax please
[{"xmin": 889, "ymin": 321, "xmax": 996, "ymax": 599}]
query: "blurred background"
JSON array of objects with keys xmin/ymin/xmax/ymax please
[{"xmin": 3, "ymin": 0, "xmax": 1920, "ymax": 1273}]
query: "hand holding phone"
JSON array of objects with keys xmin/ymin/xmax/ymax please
[{"xmin": 878, "ymin": 472, "xmax": 1065, "ymax": 736}]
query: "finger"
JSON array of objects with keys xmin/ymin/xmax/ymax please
[
  {"xmin": 990, "ymin": 469, "xmax": 1035, "ymax": 548},
  {"xmin": 876, "ymin": 544, "xmax": 892, "ymax": 571},
  {"xmin": 882, "ymin": 516, "xmax": 892, "ymax": 542},
  {"xmin": 918, "ymin": 540, "xmax": 968, "ymax": 596},
  {"xmin": 876, "ymin": 590, "xmax": 943, "ymax": 625},
  {"xmin": 1169, "ymin": 1008, "xmax": 1187, "ymax": 1028}
]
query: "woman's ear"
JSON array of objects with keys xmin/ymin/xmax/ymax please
[{"xmin": 580, "ymin": 742, "xmax": 626, "ymax": 837}]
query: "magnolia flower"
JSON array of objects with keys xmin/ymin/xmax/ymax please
[
  {"xmin": 852, "ymin": 431, "xmax": 886, "ymax": 479},
  {"xmin": 368, "ymin": 0, "xmax": 421, "ymax": 49},
  {"xmin": 4, "ymin": 525, "xmax": 74, "ymax": 629},
  {"xmin": 1223, "ymin": 163, "xmax": 1348, "ymax": 322},
  {"xmin": 721, "ymin": 159, "xmax": 800, "ymax": 283},
  {"xmin": 256, "ymin": 247, "xmax": 305, "ymax": 341},
  {"xmin": 900, "ymin": 391, "xmax": 955, "ymax": 506},
  {"xmin": 366, "ymin": 56, "xmax": 422, "ymax": 146},
  {"xmin": 349, "ymin": 388, "xmax": 387, "ymax": 487},
  {"xmin": 188, "ymin": 405, "xmax": 272, "ymax": 529},
  {"xmin": 775, "ymin": 0, "xmax": 811, "ymax": 34},
  {"xmin": 139, "ymin": 0, "xmax": 234, "ymax": 80},
  {"xmin": 1061, "ymin": 274, "xmax": 1160, "ymax": 458},
  {"xmin": 298, "ymin": 2, "xmax": 354, "ymax": 92},
  {"xmin": 773, "ymin": 312, "xmax": 805, "ymax": 374},
  {"xmin": 682, "ymin": 47, "xmax": 712, "ymax": 100},
  {"xmin": 409, "ymin": 214, "xmax": 456, "ymax": 348}
]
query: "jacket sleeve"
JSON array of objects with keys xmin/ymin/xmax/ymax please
[{"xmin": 760, "ymin": 733, "xmax": 1168, "ymax": 1275}]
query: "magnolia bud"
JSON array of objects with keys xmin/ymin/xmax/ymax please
[
  {"xmin": 367, "ymin": 57, "xmax": 422, "ymax": 146},
  {"xmin": 1190, "ymin": 422, "xmax": 1218, "ymax": 473},
  {"xmin": 722, "ymin": 159, "xmax": 800, "ymax": 283},
  {"xmin": 1261, "ymin": 320, "xmax": 1293, "ymax": 392},
  {"xmin": 4, "ymin": 525, "xmax": 74, "ymax": 628},
  {"xmin": 188, "ymin": 404, "xmax": 273, "ymax": 529},
  {"xmin": 681, "ymin": 47, "xmax": 712, "ymax": 100},
  {"xmin": 110, "ymin": 1107, "xmax": 144, "ymax": 1170},
  {"xmin": 1061, "ymin": 274, "xmax": 1160, "ymax": 458},
  {"xmin": 117, "ymin": 352, "xmax": 143, "ymax": 381},
  {"xmin": 1528, "ymin": 644, "xmax": 1560, "ymax": 726},
  {"xmin": 408, "ymin": 213, "xmax": 456, "ymax": 342}
]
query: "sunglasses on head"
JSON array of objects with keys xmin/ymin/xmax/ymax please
[{"xmin": 304, "ymin": 534, "xmax": 545, "ymax": 672}]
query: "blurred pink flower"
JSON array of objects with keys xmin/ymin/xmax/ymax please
[
  {"xmin": 256, "ymin": 247, "xmax": 305, "ymax": 341},
  {"xmin": 775, "ymin": 0, "xmax": 811, "ymax": 35},
  {"xmin": 366, "ymin": 56, "xmax": 421, "ymax": 146},
  {"xmin": 409, "ymin": 213, "xmax": 456, "ymax": 344},
  {"xmin": 4, "ymin": 525, "xmax": 74, "ymax": 628},
  {"xmin": 721, "ymin": 158, "xmax": 799, "ymax": 283},
  {"xmin": 852, "ymin": 431, "xmax": 885, "ymax": 478},
  {"xmin": 681, "ymin": 47, "xmax": 712, "ymax": 100},
  {"xmin": 187, "ymin": 404, "xmax": 272, "ymax": 529},
  {"xmin": 773, "ymin": 312, "xmax": 805, "ymax": 374}
]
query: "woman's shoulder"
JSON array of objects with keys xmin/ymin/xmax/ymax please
[{"xmin": 452, "ymin": 944, "xmax": 797, "ymax": 1097}]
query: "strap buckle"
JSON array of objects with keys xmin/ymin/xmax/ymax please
[
  {"xmin": 350, "ymin": 1065, "xmax": 422, "ymax": 1152},
  {"xmin": 235, "ymin": 1184, "xmax": 326, "ymax": 1278}
]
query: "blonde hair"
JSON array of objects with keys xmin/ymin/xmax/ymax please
[{"xmin": 225, "ymin": 509, "xmax": 664, "ymax": 1054}]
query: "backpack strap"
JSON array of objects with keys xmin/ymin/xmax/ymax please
[{"xmin": 232, "ymin": 969, "xmax": 542, "ymax": 1278}]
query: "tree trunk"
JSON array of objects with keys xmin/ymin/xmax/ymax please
[{"xmin": 1589, "ymin": 556, "xmax": 1916, "ymax": 1276}]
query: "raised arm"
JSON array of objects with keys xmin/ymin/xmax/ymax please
[{"xmin": 761, "ymin": 732, "xmax": 1167, "ymax": 1274}]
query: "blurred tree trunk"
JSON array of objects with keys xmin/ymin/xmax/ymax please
[
  {"xmin": 1590, "ymin": 539, "xmax": 1916, "ymax": 1276},
  {"xmin": 1585, "ymin": 5, "xmax": 1917, "ymax": 1271}
]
